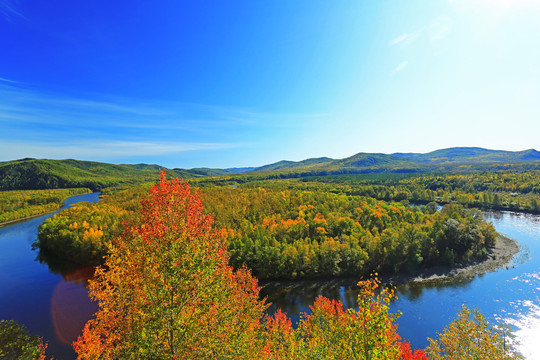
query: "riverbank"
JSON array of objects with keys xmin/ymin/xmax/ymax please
[
  {"xmin": 0, "ymin": 188, "xmax": 92, "ymax": 226},
  {"xmin": 382, "ymin": 234, "xmax": 520, "ymax": 285},
  {"xmin": 0, "ymin": 211, "xmax": 55, "ymax": 227}
]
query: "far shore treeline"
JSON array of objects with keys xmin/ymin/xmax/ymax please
[{"xmin": 0, "ymin": 188, "xmax": 91, "ymax": 224}]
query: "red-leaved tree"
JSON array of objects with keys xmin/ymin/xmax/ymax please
[{"xmin": 74, "ymin": 171, "xmax": 267, "ymax": 359}]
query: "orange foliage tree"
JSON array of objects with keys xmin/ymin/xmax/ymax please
[
  {"xmin": 74, "ymin": 171, "xmax": 267, "ymax": 359},
  {"xmin": 262, "ymin": 277, "xmax": 429, "ymax": 360}
]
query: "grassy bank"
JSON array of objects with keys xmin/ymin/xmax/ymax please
[{"xmin": 0, "ymin": 188, "xmax": 92, "ymax": 225}]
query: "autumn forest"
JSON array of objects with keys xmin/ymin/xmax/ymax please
[{"xmin": 2, "ymin": 151, "xmax": 538, "ymax": 359}]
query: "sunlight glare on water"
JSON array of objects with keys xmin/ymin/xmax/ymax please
[
  {"xmin": 485, "ymin": 211, "xmax": 540, "ymax": 360},
  {"xmin": 494, "ymin": 269, "xmax": 540, "ymax": 359},
  {"xmin": 505, "ymin": 299, "xmax": 540, "ymax": 359}
]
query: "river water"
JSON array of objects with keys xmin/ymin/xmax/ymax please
[
  {"xmin": 0, "ymin": 192, "xmax": 100, "ymax": 360},
  {"xmin": 0, "ymin": 194, "xmax": 539, "ymax": 359}
]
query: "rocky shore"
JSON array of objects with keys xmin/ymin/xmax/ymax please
[{"xmin": 382, "ymin": 235, "xmax": 520, "ymax": 285}]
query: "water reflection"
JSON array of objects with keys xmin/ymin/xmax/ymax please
[
  {"xmin": 261, "ymin": 278, "xmax": 358, "ymax": 324},
  {"xmin": 36, "ymin": 250, "xmax": 96, "ymax": 286},
  {"xmin": 395, "ymin": 277, "xmax": 473, "ymax": 301},
  {"xmin": 260, "ymin": 272, "xmax": 479, "ymax": 325},
  {"xmin": 51, "ymin": 279, "xmax": 97, "ymax": 346},
  {"xmin": 35, "ymin": 250, "xmax": 98, "ymax": 347}
]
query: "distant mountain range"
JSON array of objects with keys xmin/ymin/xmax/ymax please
[
  {"xmin": 391, "ymin": 147, "xmax": 540, "ymax": 164},
  {"xmin": 237, "ymin": 147, "xmax": 540, "ymax": 175},
  {"xmin": 1, "ymin": 147, "xmax": 539, "ymax": 191}
]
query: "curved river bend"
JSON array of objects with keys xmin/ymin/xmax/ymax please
[{"xmin": 0, "ymin": 194, "xmax": 539, "ymax": 359}]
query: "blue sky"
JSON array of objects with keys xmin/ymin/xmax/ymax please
[{"xmin": 1, "ymin": 0, "xmax": 539, "ymax": 168}]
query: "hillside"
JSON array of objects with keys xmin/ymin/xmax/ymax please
[
  {"xmin": 223, "ymin": 167, "xmax": 256, "ymax": 174},
  {"xmin": 245, "ymin": 147, "xmax": 540, "ymax": 177},
  {"xmin": 185, "ymin": 167, "xmax": 232, "ymax": 176},
  {"xmin": 333, "ymin": 152, "xmax": 420, "ymax": 170},
  {"xmin": 392, "ymin": 147, "xmax": 540, "ymax": 164},
  {"xmin": 249, "ymin": 154, "xmax": 419, "ymax": 175},
  {"xmin": 0, "ymin": 159, "xmax": 200, "ymax": 191},
  {"xmin": 253, "ymin": 157, "xmax": 334, "ymax": 172}
]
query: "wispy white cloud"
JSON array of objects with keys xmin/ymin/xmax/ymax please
[
  {"xmin": 389, "ymin": 28, "xmax": 424, "ymax": 47},
  {"xmin": 0, "ymin": 140, "xmax": 241, "ymax": 162},
  {"xmin": 0, "ymin": 76, "xmax": 20, "ymax": 84},
  {"xmin": 0, "ymin": 82, "xmax": 328, "ymax": 162},
  {"xmin": 389, "ymin": 34, "xmax": 408, "ymax": 46},
  {"xmin": 0, "ymin": 0, "xmax": 25, "ymax": 20},
  {"xmin": 391, "ymin": 61, "xmax": 409, "ymax": 75},
  {"xmin": 0, "ymin": 82, "xmax": 327, "ymax": 132},
  {"xmin": 389, "ymin": 16, "xmax": 452, "ymax": 51}
]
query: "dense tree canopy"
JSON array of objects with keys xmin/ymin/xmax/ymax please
[
  {"xmin": 36, "ymin": 179, "xmax": 499, "ymax": 280},
  {"xmin": 203, "ymin": 186, "xmax": 497, "ymax": 279}
]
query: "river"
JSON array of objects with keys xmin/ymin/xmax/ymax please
[
  {"xmin": 0, "ymin": 195, "xmax": 538, "ymax": 359},
  {"xmin": 0, "ymin": 192, "xmax": 100, "ymax": 360}
]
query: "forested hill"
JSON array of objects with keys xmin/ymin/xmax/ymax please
[
  {"xmin": 246, "ymin": 147, "xmax": 540, "ymax": 176},
  {"xmin": 250, "ymin": 153, "xmax": 421, "ymax": 174},
  {"xmin": 391, "ymin": 147, "xmax": 540, "ymax": 164},
  {"xmin": 253, "ymin": 157, "xmax": 334, "ymax": 172},
  {"xmin": 0, "ymin": 158, "xmax": 254, "ymax": 191},
  {"xmin": 0, "ymin": 158, "xmax": 203, "ymax": 191}
]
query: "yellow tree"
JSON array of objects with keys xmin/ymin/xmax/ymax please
[{"xmin": 427, "ymin": 305, "xmax": 523, "ymax": 360}]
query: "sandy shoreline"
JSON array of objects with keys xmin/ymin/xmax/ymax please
[{"xmin": 381, "ymin": 235, "xmax": 520, "ymax": 285}]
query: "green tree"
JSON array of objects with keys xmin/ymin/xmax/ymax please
[{"xmin": 0, "ymin": 320, "xmax": 48, "ymax": 360}]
